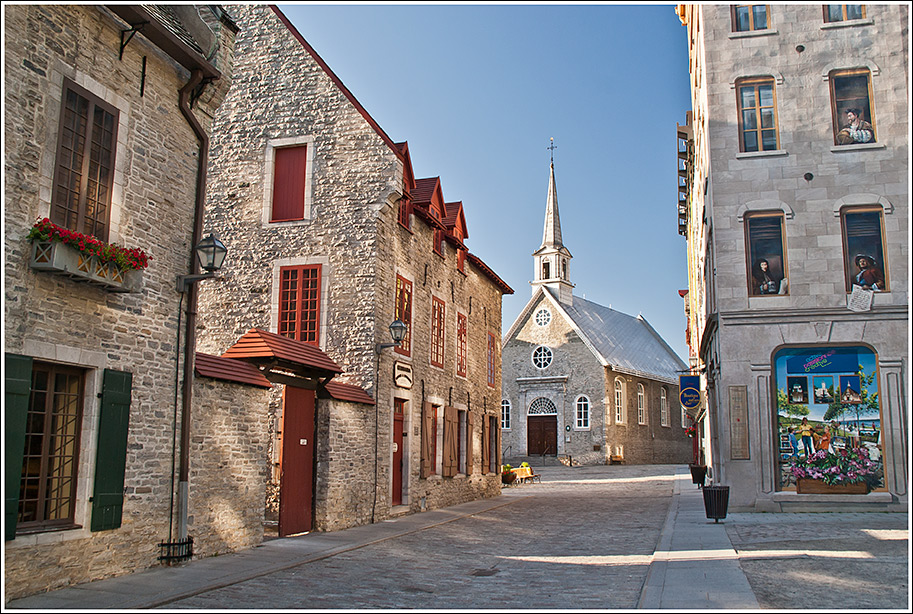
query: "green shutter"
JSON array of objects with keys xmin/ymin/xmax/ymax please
[
  {"xmin": 5, "ymin": 354, "xmax": 33, "ymax": 541},
  {"xmin": 91, "ymin": 369, "xmax": 132, "ymax": 532}
]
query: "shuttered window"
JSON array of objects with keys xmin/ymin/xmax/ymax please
[
  {"xmin": 51, "ymin": 79, "xmax": 118, "ymax": 241},
  {"xmin": 271, "ymin": 145, "xmax": 308, "ymax": 222},
  {"xmin": 430, "ymin": 297, "xmax": 445, "ymax": 368},
  {"xmin": 481, "ymin": 416, "xmax": 488, "ymax": 474},
  {"xmin": 279, "ymin": 265, "xmax": 321, "ymax": 345},
  {"xmin": 91, "ymin": 369, "xmax": 132, "ymax": 532},
  {"xmin": 442, "ymin": 406, "xmax": 459, "ymax": 478},
  {"xmin": 466, "ymin": 412, "xmax": 474, "ymax": 475},
  {"xmin": 395, "ymin": 275, "xmax": 412, "ymax": 357},
  {"xmin": 5, "ymin": 354, "xmax": 33, "ymax": 540}
]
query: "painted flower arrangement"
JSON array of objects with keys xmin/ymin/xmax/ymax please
[
  {"xmin": 28, "ymin": 218, "xmax": 150, "ymax": 271},
  {"xmin": 789, "ymin": 447, "xmax": 879, "ymax": 486}
]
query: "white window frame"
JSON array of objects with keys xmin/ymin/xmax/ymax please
[
  {"xmin": 614, "ymin": 379, "xmax": 625, "ymax": 424},
  {"xmin": 661, "ymin": 387, "xmax": 669, "ymax": 427},
  {"xmin": 534, "ymin": 308, "xmax": 551, "ymax": 327},
  {"xmin": 575, "ymin": 395, "xmax": 590, "ymax": 430},
  {"xmin": 637, "ymin": 384, "xmax": 646, "ymax": 425},
  {"xmin": 532, "ymin": 345, "xmax": 553, "ymax": 369},
  {"xmin": 262, "ymin": 135, "xmax": 316, "ymax": 228},
  {"xmin": 501, "ymin": 399, "xmax": 511, "ymax": 430}
]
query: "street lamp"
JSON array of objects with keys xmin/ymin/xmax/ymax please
[
  {"xmin": 176, "ymin": 232, "xmax": 228, "ymax": 292},
  {"xmin": 375, "ymin": 319, "xmax": 407, "ymax": 353}
]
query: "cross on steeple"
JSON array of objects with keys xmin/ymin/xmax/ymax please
[{"xmin": 547, "ymin": 137, "xmax": 557, "ymax": 163}]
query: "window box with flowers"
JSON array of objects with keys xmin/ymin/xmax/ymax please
[{"xmin": 27, "ymin": 219, "xmax": 149, "ymax": 293}]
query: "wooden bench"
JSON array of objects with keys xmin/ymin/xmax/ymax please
[
  {"xmin": 609, "ymin": 455, "xmax": 624, "ymax": 465},
  {"xmin": 512, "ymin": 466, "xmax": 541, "ymax": 484}
]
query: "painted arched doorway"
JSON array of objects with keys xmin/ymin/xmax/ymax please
[{"xmin": 527, "ymin": 397, "xmax": 558, "ymax": 456}]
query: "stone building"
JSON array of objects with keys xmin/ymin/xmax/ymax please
[
  {"xmin": 501, "ymin": 160, "xmax": 692, "ymax": 466},
  {"xmin": 0, "ymin": 4, "xmax": 279, "ymax": 601},
  {"xmin": 195, "ymin": 5, "xmax": 513, "ymax": 537},
  {"xmin": 676, "ymin": 4, "xmax": 908, "ymax": 511}
]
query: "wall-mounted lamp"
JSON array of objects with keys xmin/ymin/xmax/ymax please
[
  {"xmin": 375, "ymin": 319, "xmax": 408, "ymax": 353},
  {"xmin": 176, "ymin": 232, "xmax": 228, "ymax": 292}
]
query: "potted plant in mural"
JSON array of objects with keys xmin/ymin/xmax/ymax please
[
  {"xmin": 27, "ymin": 218, "xmax": 149, "ymax": 292},
  {"xmin": 789, "ymin": 446, "xmax": 881, "ymax": 494}
]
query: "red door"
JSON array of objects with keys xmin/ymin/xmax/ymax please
[
  {"xmin": 528, "ymin": 415, "xmax": 558, "ymax": 455},
  {"xmin": 392, "ymin": 399, "xmax": 405, "ymax": 506},
  {"xmin": 279, "ymin": 386, "xmax": 316, "ymax": 537}
]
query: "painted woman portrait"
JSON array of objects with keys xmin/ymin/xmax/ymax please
[{"xmin": 752, "ymin": 258, "xmax": 786, "ymax": 295}]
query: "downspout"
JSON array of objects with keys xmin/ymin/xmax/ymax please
[{"xmin": 176, "ymin": 69, "xmax": 208, "ymax": 540}]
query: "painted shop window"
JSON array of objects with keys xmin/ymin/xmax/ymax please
[
  {"xmin": 824, "ymin": 4, "xmax": 865, "ymax": 22},
  {"xmin": 830, "ymin": 69, "xmax": 876, "ymax": 146},
  {"xmin": 637, "ymin": 384, "xmax": 646, "ymax": 425},
  {"xmin": 736, "ymin": 77, "xmax": 779, "ymax": 152},
  {"xmin": 430, "ymin": 296, "xmax": 446, "ymax": 368},
  {"xmin": 745, "ymin": 212, "xmax": 788, "ymax": 296},
  {"xmin": 51, "ymin": 79, "xmax": 119, "ymax": 241},
  {"xmin": 576, "ymin": 396, "xmax": 590, "ymax": 429},
  {"xmin": 534, "ymin": 308, "xmax": 551, "ymax": 327},
  {"xmin": 279, "ymin": 265, "xmax": 321, "ymax": 345},
  {"xmin": 731, "ymin": 5, "xmax": 768, "ymax": 32},
  {"xmin": 841, "ymin": 207, "xmax": 888, "ymax": 292},
  {"xmin": 661, "ymin": 387, "xmax": 669, "ymax": 427},
  {"xmin": 456, "ymin": 312, "xmax": 467, "ymax": 377},
  {"xmin": 614, "ymin": 379, "xmax": 625, "ymax": 424},
  {"xmin": 532, "ymin": 345, "xmax": 553, "ymax": 370},
  {"xmin": 501, "ymin": 399, "xmax": 511, "ymax": 430},
  {"xmin": 773, "ymin": 346, "xmax": 884, "ymax": 493},
  {"xmin": 395, "ymin": 275, "xmax": 413, "ymax": 357},
  {"xmin": 270, "ymin": 145, "xmax": 309, "ymax": 222},
  {"xmin": 487, "ymin": 333, "xmax": 497, "ymax": 388}
]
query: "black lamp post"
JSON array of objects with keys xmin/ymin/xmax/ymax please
[{"xmin": 176, "ymin": 232, "xmax": 228, "ymax": 292}]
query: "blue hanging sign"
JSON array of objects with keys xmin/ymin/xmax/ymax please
[{"xmin": 679, "ymin": 375, "xmax": 701, "ymax": 409}]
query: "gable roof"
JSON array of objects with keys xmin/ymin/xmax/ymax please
[
  {"xmin": 195, "ymin": 352, "xmax": 273, "ymax": 388},
  {"xmin": 223, "ymin": 328, "xmax": 343, "ymax": 377},
  {"xmin": 444, "ymin": 201, "xmax": 469, "ymax": 241},
  {"xmin": 505, "ymin": 287, "xmax": 685, "ymax": 384}
]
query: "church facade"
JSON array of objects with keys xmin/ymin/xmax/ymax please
[{"xmin": 501, "ymin": 161, "xmax": 692, "ymax": 465}]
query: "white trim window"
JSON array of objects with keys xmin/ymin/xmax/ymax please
[
  {"xmin": 534, "ymin": 308, "xmax": 551, "ymax": 327},
  {"xmin": 501, "ymin": 399, "xmax": 511, "ymax": 430},
  {"xmin": 614, "ymin": 379, "xmax": 625, "ymax": 424},
  {"xmin": 660, "ymin": 387, "xmax": 669, "ymax": 427},
  {"xmin": 575, "ymin": 395, "xmax": 590, "ymax": 429},
  {"xmin": 637, "ymin": 384, "xmax": 646, "ymax": 425},
  {"xmin": 532, "ymin": 345, "xmax": 553, "ymax": 369}
]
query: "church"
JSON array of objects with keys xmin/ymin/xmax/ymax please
[{"xmin": 501, "ymin": 156, "xmax": 692, "ymax": 465}]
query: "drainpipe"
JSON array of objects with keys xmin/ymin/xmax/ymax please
[{"xmin": 176, "ymin": 69, "xmax": 208, "ymax": 540}]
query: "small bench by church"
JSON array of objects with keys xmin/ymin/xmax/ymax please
[
  {"xmin": 512, "ymin": 466, "xmax": 541, "ymax": 484},
  {"xmin": 609, "ymin": 455, "xmax": 624, "ymax": 465}
]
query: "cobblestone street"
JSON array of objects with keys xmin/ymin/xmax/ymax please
[{"xmin": 165, "ymin": 465, "xmax": 675, "ymax": 610}]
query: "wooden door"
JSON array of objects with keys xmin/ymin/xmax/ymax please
[
  {"xmin": 279, "ymin": 386, "xmax": 316, "ymax": 537},
  {"xmin": 528, "ymin": 415, "xmax": 558, "ymax": 456},
  {"xmin": 392, "ymin": 399, "xmax": 405, "ymax": 506}
]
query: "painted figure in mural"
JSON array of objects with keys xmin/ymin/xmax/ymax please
[
  {"xmin": 796, "ymin": 417, "xmax": 814, "ymax": 458},
  {"xmin": 836, "ymin": 108, "xmax": 875, "ymax": 145},
  {"xmin": 787, "ymin": 427, "xmax": 800, "ymax": 459},
  {"xmin": 751, "ymin": 258, "xmax": 786, "ymax": 295},
  {"xmin": 815, "ymin": 427, "xmax": 831, "ymax": 452},
  {"xmin": 853, "ymin": 254, "xmax": 885, "ymax": 291}
]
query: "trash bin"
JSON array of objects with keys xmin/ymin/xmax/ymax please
[
  {"xmin": 689, "ymin": 464, "xmax": 707, "ymax": 488},
  {"xmin": 702, "ymin": 484, "xmax": 730, "ymax": 523}
]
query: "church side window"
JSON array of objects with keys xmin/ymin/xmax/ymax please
[
  {"xmin": 661, "ymin": 387, "xmax": 669, "ymax": 427},
  {"xmin": 637, "ymin": 384, "xmax": 646, "ymax": 425},
  {"xmin": 501, "ymin": 400, "xmax": 511, "ymax": 430},
  {"xmin": 575, "ymin": 396, "xmax": 590, "ymax": 429},
  {"xmin": 614, "ymin": 379, "xmax": 625, "ymax": 424},
  {"xmin": 532, "ymin": 346, "xmax": 553, "ymax": 369}
]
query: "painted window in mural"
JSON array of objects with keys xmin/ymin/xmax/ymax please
[
  {"xmin": 830, "ymin": 69, "xmax": 876, "ymax": 146},
  {"xmin": 774, "ymin": 346, "xmax": 883, "ymax": 493},
  {"xmin": 841, "ymin": 206, "xmax": 888, "ymax": 292},
  {"xmin": 745, "ymin": 212, "xmax": 788, "ymax": 296}
]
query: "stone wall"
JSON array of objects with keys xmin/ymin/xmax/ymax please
[{"xmin": 3, "ymin": 4, "xmax": 235, "ymax": 601}]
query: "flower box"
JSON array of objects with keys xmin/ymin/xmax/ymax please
[
  {"xmin": 30, "ymin": 241, "xmax": 142, "ymax": 293},
  {"xmin": 796, "ymin": 478, "xmax": 868, "ymax": 495}
]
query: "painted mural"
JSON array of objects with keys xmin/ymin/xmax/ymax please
[{"xmin": 774, "ymin": 346, "xmax": 884, "ymax": 492}]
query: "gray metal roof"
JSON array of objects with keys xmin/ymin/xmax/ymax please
[{"xmin": 561, "ymin": 294, "xmax": 687, "ymax": 383}]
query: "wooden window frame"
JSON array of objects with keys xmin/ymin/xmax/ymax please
[
  {"xmin": 270, "ymin": 145, "xmax": 309, "ymax": 222},
  {"xmin": 430, "ymin": 296, "xmax": 446, "ymax": 368},
  {"xmin": 487, "ymin": 333, "xmax": 497, "ymax": 388},
  {"xmin": 731, "ymin": 5, "xmax": 769, "ymax": 32},
  {"xmin": 394, "ymin": 275, "xmax": 413, "ymax": 357},
  {"xmin": 278, "ymin": 264, "xmax": 321, "ymax": 345},
  {"xmin": 51, "ymin": 78, "xmax": 119, "ymax": 241},
  {"xmin": 575, "ymin": 396, "xmax": 590, "ymax": 429},
  {"xmin": 456, "ymin": 312, "xmax": 467, "ymax": 377},
  {"xmin": 736, "ymin": 77, "xmax": 780, "ymax": 153},
  {"xmin": 745, "ymin": 211, "xmax": 789, "ymax": 297},
  {"xmin": 823, "ymin": 4, "xmax": 865, "ymax": 23},
  {"xmin": 829, "ymin": 69, "xmax": 876, "ymax": 146},
  {"xmin": 18, "ymin": 362, "xmax": 85, "ymax": 532},
  {"xmin": 840, "ymin": 205, "xmax": 889, "ymax": 293}
]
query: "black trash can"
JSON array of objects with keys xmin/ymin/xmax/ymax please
[
  {"xmin": 702, "ymin": 485, "xmax": 730, "ymax": 523},
  {"xmin": 689, "ymin": 464, "xmax": 707, "ymax": 488}
]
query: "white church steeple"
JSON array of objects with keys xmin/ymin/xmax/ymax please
[{"xmin": 531, "ymin": 139, "xmax": 574, "ymax": 305}]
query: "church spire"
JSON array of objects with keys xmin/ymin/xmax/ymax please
[{"xmin": 531, "ymin": 138, "xmax": 574, "ymax": 305}]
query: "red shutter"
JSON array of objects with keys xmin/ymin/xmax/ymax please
[
  {"xmin": 271, "ymin": 145, "xmax": 307, "ymax": 222},
  {"xmin": 421, "ymin": 402, "xmax": 433, "ymax": 478}
]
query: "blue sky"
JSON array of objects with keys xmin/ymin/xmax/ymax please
[{"xmin": 279, "ymin": 3, "xmax": 693, "ymax": 360}]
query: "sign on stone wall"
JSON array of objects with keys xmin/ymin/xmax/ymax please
[
  {"xmin": 394, "ymin": 362, "xmax": 413, "ymax": 389},
  {"xmin": 729, "ymin": 385, "xmax": 750, "ymax": 460}
]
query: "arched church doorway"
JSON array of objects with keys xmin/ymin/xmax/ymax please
[{"xmin": 527, "ymin": 397, "xmax": 558, "ymax": 456}]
